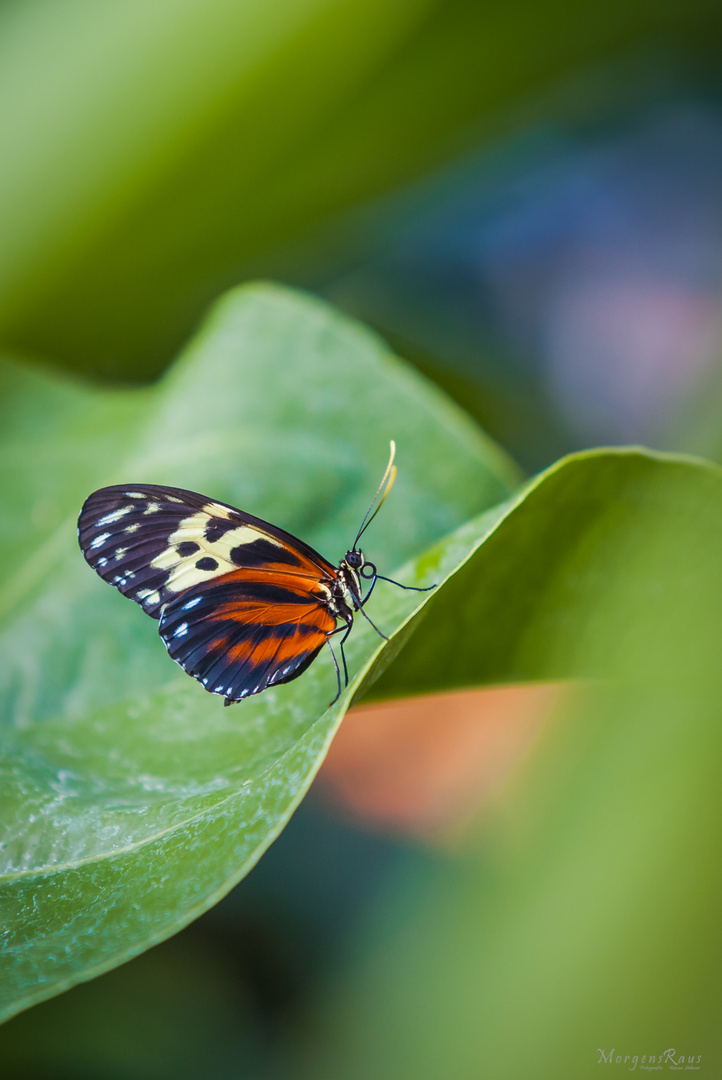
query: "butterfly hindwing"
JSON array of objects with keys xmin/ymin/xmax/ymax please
[
  {"xmin": 78, "ymin": 484, "xmax": 336, "ymax": 619},
  {"xmin": 159, "ymin": 568, "xmax": 337, "ymax": 701}
]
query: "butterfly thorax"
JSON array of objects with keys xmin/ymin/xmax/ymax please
[{"xmin": 327, "ymin": 550, "xmax": 365, "ymax": 619}]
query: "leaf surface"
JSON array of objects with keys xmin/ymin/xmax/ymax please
[{"xmin": 0, "ymin": 283, "xmax": 515, "ymax": 1020}]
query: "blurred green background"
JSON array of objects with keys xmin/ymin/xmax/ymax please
[{"xmin": 2, "ymin": 0, "xmax": 722, "ymax": 1076}]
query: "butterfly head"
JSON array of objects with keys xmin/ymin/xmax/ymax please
[
  {"xmin": 338, "ymin": 549, "xmax": 378, "ymax": 611},
  {"xmin": 344, "ymin": 547, "xmax": 378, "ymax": 584}
]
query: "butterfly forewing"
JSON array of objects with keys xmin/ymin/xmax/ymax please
[{"xmin": 78, "ymin": 484, "xmax": 336, "ymax": 618}]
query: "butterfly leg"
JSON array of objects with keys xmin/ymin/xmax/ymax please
[
  {"xmin": 359, "ymin": 565, "xmax": 435, "ymax": 607},
  {"xmin": 372, "ymin": 573, "xmax": 436, "ymax": 593},
  {"xmin": 325, "ymin": 637, "xmax": 342, "ymax": 706},
  {"xmin": 352, "ymin": 571, "xmax": 434, "ymax": 643},
  {"xmin": 326, "ymin": 619, "xmax": 354, "ymax": 706}
]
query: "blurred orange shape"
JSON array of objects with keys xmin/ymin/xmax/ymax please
[{"xmin": 316, "ymin": 684, "xmax": 560, "ymax": 839}]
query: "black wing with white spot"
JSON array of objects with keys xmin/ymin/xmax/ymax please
[
  {"xmin": 77, "ymin": 484, "xmax": 335, "ymax": 619},
  {"xmin": 157, "ymin": 567, "xmax": 337, "ymax": 703}
]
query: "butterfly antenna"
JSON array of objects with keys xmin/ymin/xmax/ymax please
[{"xmin": 353, "ymin": 441, "xmax": 397, "ymax": 550}]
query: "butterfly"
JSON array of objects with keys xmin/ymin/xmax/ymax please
[{"xmin": 78, "ymin": 442, "xmax": 430, "ymax": 707}]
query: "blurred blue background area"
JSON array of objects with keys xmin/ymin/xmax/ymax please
[{"xmin": 315, "ymin": 91, "xmax": 722, "ymax": 466}]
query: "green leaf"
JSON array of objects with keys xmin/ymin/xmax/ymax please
[
  {"xmin": 369, "ymin": 446, "xmax": 722, "ymax": 699},
  {"xmin": 0, "ymin": 283, "xmax": 516, "ymax": 1021},
  {"xmin": 288, "ymin": 456, "xmax": 722, "ymax": 1080}
]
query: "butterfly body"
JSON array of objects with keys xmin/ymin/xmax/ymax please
[{"xmin": 78, "ymin": 483, "xmax": 373, "ymax": 705}]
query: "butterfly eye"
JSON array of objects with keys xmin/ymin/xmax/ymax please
[{"xmin": 345, "ymin": 550, "xmax": 363, "ymax": 569}]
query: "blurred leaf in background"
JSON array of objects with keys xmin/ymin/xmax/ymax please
[{"xmin": 0, "ymin": 0, "xmax": 721, "ymax": 384}]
